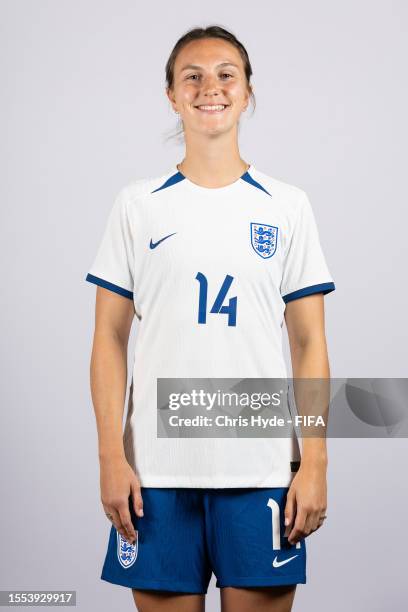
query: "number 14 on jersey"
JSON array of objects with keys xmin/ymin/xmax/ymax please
[{"xmin": 196, "ymin": 272, "xmax": 237, "ymax": 327}]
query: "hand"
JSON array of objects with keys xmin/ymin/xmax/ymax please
[
  {"xmin": 284, "ymin": 461, "xmax": 327, "ymax": 546},
  {"xmin": 100, "ymin": 456, "xmax": 144, "ymax": 545}
]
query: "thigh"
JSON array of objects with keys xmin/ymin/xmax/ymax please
[
  {"xmin": 220, "ymin": 585, "xmax": 296, "ymax": 612},
  {"xmin": 205, "ymin": 488, "xmax": 306, "ymax": 589},
  {"xmin": 132, "ymin": 589, "xmax": 205, "ymax": 612},
  {"xmin": 100, "ymin": 488, "xmax": 212, "ymax": 594}
]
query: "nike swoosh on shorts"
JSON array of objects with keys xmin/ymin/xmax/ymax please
[{"xmin": 272, "ymin": 554, "xmax": 298, "ymax": 568}]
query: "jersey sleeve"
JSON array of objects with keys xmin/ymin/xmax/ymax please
[
  {"xmin": 280, "ymin": 191, "xmax": 335, "ymax": 304},
  {"xmin": 85, "ymin": 188, "xmax": 134, "ymax": 300}
]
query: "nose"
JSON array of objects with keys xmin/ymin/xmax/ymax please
[{"xmin": 202, "ymin": 74, "xmax": 221, "ymax": 97}]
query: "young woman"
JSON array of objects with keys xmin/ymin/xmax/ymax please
[{"xmin": 86, "ymin": 25, "xmax": 335, "ymax": 612}]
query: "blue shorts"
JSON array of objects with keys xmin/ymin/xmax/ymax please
[{"xmin": 101, "ymin": 487, "xmax": 306, "ymax": 593}]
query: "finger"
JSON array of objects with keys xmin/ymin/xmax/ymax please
[
  {"xmin": 304, "ymin": 511, "xmax": 316, "ymax": 535},
  {"xmin": 288, "ymin": 510, "xmax": 307, "ymax": 545},
  {"xmin": 117, "ymin": 503, "xmax": 137, "ymax": 544},
  {"xmin": 312, "ymin": 508, "xmax": 327, "ymax": 532},
  {"xmin": 284, "ymin": 492, "xmax": 296, "ymax": 536},
  {"xmin": 104, "ymin": 506, "xmax": 128, "ymax": 541},
  {"xmin": 131, "ymin": 481, "xmax": 144, "ymax": 517}
]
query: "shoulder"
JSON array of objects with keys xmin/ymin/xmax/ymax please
[
  {"xmin": 250, "ymin": 167, "xmax": 309, "ymax": 215},
  {"xmin": 115, "ymin": 168, "xmax": 176, "ymax": 207}
]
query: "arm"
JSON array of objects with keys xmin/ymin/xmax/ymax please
[
  {"xmin": 283, "ymin": 293, "xmax": 329, "ymax": 544},
  {"xmin": 89, "ymin": 286, "xmax": 143, "ymax": 544}
]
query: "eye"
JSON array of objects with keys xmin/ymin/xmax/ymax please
[
  {"xmin": 220, "ymin": 73, "xmax": 233, "ymax": 80},
  {"xmin": 187, "ymin": 74, "xmax": 200, "ymax": 80}
]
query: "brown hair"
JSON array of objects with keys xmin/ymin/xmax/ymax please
[{"xmin": 164, "ymin": 25, "xmax": 256, "ymax": 142}]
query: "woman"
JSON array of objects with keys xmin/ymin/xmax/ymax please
[{"xmin": 86, "ymin": 25, "xmax": 335, "ymax": 612}]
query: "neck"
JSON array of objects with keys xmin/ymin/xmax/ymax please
[{"xmin": 177, "ymin": 130, "xmax": 249, "ymax": 189}]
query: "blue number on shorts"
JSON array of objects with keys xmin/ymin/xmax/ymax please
[{"xmin": 267, "ymin": 498, "xmax": 301, "ymax": 550}]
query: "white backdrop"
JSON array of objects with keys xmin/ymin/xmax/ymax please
[{"xmin": 1, "ymin": 1, "xmax": 407, "ymax": 610}]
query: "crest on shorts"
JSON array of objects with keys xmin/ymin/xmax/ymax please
[
  {"xmin": 117, "ymin": 530, "xmax": 138, "ymax": 569},
  {"xmin": 250, "ymin": 223, "xmax": 278, "ymax": 259}
]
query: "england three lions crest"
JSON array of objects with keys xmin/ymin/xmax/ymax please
[
  {"xmin": 117, "ymin": 530, "xmax": 138, "ymax": 569},
  {"xmin": 250, "ymin": 223, "xmax": 278, "ymax": 259}
]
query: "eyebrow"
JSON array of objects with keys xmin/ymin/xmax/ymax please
[{"xmin": 179, "ymin": 62, "xmax": 240, "ymax": 72}]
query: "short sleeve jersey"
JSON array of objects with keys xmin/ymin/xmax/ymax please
[{"xmin": 86, "ymin": 164, "xmax": 335, "ymax": 488}]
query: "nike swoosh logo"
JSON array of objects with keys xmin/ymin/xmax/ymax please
[
  {"xmin": 272, "ymin": 554, "xmax": 298, "ymax": 568},
  {"xmin": 149, "ymin": 232, "xmax": 177, "ymax": 249}
]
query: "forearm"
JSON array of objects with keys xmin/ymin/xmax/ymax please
[
  {"xmin": 290, "ymin": 339, "xmax": 330, "ymax": 465},
  {"xmin": 90, "ymin": 330, "xmax": 129, "ymax": 461}
]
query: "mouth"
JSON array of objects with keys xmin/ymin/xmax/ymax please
[{"xmin": 194, "ymin": 104, "xmax": 230, "ymax": 114}]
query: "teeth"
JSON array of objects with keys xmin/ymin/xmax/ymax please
[{"xmin": 197, "ymin": 105, "xmax": 226, "ymax": 110}]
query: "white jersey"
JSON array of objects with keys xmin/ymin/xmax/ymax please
[{"xmin": 86, "ymin": 164, "xmax": 335, "ymax": 487}]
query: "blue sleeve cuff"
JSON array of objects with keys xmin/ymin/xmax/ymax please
[
  {"xmin": 85, "ymin": 273, "xmax": 134, "ymax": 300},
  {"xmin": 282, "ymin": 282, "xmax": 335, "ymax": 304}
]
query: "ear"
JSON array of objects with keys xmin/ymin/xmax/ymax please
[
  {"xmin": 244, "ymin": 94, "xmax": 250, "ymax": 111},
  {"xmin": 165, "ymin": 87, "xmax": 177, "ymax": 111},
  {"xmin": 243, "ymin": 86, "xmax": 252, "ymax": 111}
]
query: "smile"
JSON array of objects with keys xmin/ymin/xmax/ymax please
[{"xmin": 194, "ymin": 104, "xmax": 229, "ymax": 113}]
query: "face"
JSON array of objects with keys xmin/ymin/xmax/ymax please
[{"xmin": 167, "ymin": 38, "xmax": 251, "ymax": 137}]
